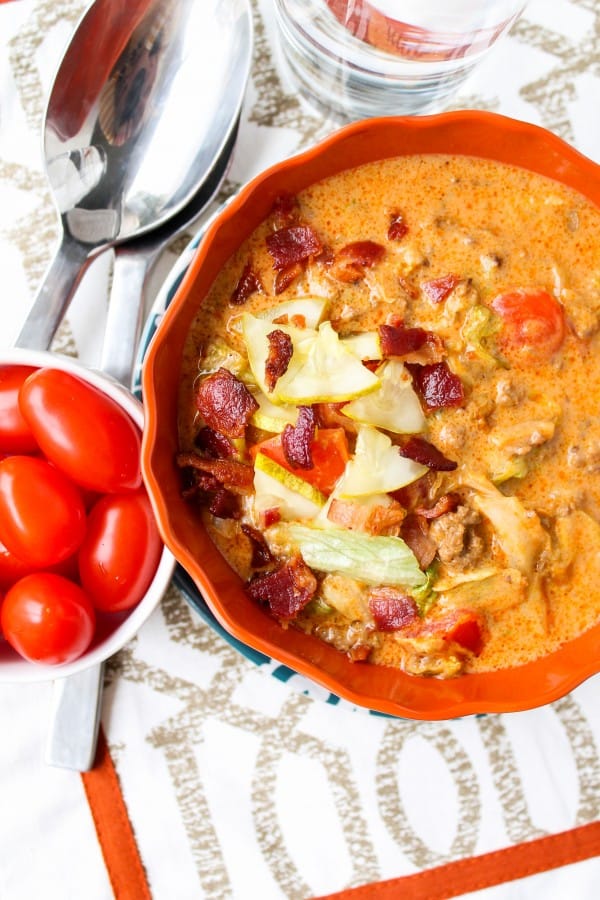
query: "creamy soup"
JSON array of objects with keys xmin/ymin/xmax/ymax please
[{"xmin": 177, "ymin": 155, "xmax": 600, "ymax": 678}]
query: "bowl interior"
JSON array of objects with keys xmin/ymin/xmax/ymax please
[
  {"xmin": 141, "ymin": 111, "xmax": 600, "ymax": 718},
  {"xmin": 0, "ymin": 348, "xmax": 175, "ymax": 684}
]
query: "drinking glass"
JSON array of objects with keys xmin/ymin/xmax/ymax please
[{"xmin": 274, "ymin": 0, "xmax": 527, "ymax": 119}]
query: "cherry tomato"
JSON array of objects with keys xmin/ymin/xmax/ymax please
[
  {"xmin": 78, "ymin": 489, "xmax": 163, "ymax": 612},
  {"xmin": 490, "ymin": 288, "xmax": 565, "ymax": 361},
  {"xmin": 0, "ymin": 365, "xmax": 38, "ymax": 453},
  {"xmin": 1, "ymin": 573, "xmax": 95, "ymax": 665},
  {"xmin": 0, "ymin": 456, "xmax": 86, "ymax": 567},
  {"xmin": 0, "ymin": 538, "xmax": 80, "ymax": 592},
  {"xmin": 19, "ymin": 368, "xmax": 142, "ymax": 493}
]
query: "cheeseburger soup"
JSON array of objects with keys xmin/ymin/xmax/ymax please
[{"xmin": 177, "ymin": 155, "xmax": 600, "ymax": 678}]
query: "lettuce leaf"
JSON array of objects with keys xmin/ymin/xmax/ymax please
[{"xmin": 266, "ymin": 522, "xmax": 427, "ymax": 589}]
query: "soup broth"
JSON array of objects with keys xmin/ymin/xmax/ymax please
[{"xmin": 178, "ymin": 155, "xmax": 600, "ymax": 678}]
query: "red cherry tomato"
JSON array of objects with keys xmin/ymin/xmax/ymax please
[
  {"xmin": 0, "ymin": 539, "xmax": 33, "ymax": 591},
  {"xmin": 490, "ymin": 288, "xmax": 565, "ymax": 361},
  {"xmin": 78, "ymin": 489, "xmax": 163, "ymax": 612},
  {"xmin": 0, "ymin": 365, "xmax": 38, "ymax": 453},
  {"xmin": 19, "ymin": 368, "xmax": 142, "ymax": 493},
  {"xmin": 0, "ymin": 456, "xmax": 86, "ymax": 567},
  {"xmin": 1, "ymin": 573, "xmax": 95, "ymax": 665},
  {"xmin": 0, "ymin": 539, "xmax": 80, "ymax": 592}
]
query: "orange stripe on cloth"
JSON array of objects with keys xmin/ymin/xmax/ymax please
[
  {"xmin": 312, "ymin": 821, "xmax": 600, "ymax": 900},
  {"xmin": 81, "ymin": 727, "xmax": 152, "ymax": 900}
]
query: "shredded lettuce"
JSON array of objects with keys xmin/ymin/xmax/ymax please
[
  {"xmin": 266, "ymin": 522, "xmax": 427, "ymax": 589},
  {"xmin": 461, "ymin": 305, "xmax": 506, "ymax": 367}
]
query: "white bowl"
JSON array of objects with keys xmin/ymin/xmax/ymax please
[{"xmin": 0, "ymin": 347, "xmax": 175, "ymax": 683}]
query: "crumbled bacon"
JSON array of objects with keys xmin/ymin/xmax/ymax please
[
  {"xmin": 230, "ymin": 261, "xmax": 262, "ymax": 306},
  {"xmin": 409, "ymin": 362, "xmax": 464, "ymax": 410},
  {"xmin": 400, "ymin": 513, "xmax": 437, "ymax": 569},
  {"xmin": 181, "ymin": 470, "xmax": 221, "ymax": 499},
  {"xmin": 176, "ymin": 452, "xmax": 254, "ymax": 493},
  {"xmin": 414, "ymin": 493, "xmax": 461, "ymax": 519},
  {"xmin": 194, "ymin": 426, "xmax": 233, "ymax": 458},
  {"xmin": 274, "ymin": 263, "xmax": 303, "ymax": 294},
  {"xmin": 246, "ymin": 555, "xmax": 317, "ymax": 619},
  {"xmin": 388, "ymin": 212, "xmax": 409, "ymax": 241},
  {"xmin": 329, "ymin": 240, "xmax": 385, "ymax": 283},
  {"xmin": 422, "ymin": 274, "xmax": 460, "ymax": 303},
  {"xmin": 379, "ymin": 323, "xmax": 444, "ymax": 364},
  {"xmin": 208, "ymin": 488, "xmax": 240, "ymax": 519},
  {"xmin": 368, "ymin": 588, "xmax": 419, "ymax": 631},
  {"xmin": 399, "ymin": 435, "xmax": 457, "ymax": 471},
  {"xmin": 314, "ymin": 402, "xmax": 357, "ymax": 434},
  {"xmin": 271, "ymin": 193, "xmax": 300, "ymax": 228},
  {"xmin": 265, "ymin": 329, "xmax": 293, "ymax": 392},
  {"xmin": 195, "ymin": 368, "xmax": 258, "ymax": 438},
  {"xmin": 281, "ymin": 406, "xmax": 316, "ymax": 470},
  {"xmin": 261, "ymin": 507, "xmax": 281, "ymax": 528},
  {"xmin": 391, "ymin": 471, "xmax": 437, "ymax": 511},
  {"xmin": 266, "ymin": 225, "xmax": 323, "ymax": 271},
  {"xmin": 379, "ymin": 323, "xmax": 429, "ymax": 357},
  {"xmin": 241, "ymin": 524, "xmax": 274, "ymax": 568},
  {"xmin": 315, "ymin": 245, "xmax": 335, "ymax": 268}
]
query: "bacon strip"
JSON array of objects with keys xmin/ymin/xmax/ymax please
[
  {"xmin": 274, "ymin": 263, "xmax": 304, "ymax": 295},
  {"xmin": 281, "ymin": 406, "xmax": 316, "ymax": 470},
  {"xmin": 208, "ymin": 488, "xmax": 240, "ymax": 519},
  {"xmin": 399, "ymin": 435, "xmax": 457, "ymax": 471},
  {"xmin": 176, "ymin": 452, "xmax": 254, "ymax": 493},
  {"xmin": 241, "ymin": 524, "xmax": 274, "ymax": 568},
  {"xmin": 246, "ymin": 555, "xmax": 317, "ymax": 619},
  {"xmin": 422, "ymin": 274, "xmax": 460, "ymax": 303},
  {"xmin": 409, "ymin": 362, "xmax": 464, "ymax": 410},
  {"xmin": 379, "ymin": 323, "xmax": 429, "ymax": 357},
  {"xmin": 230, "ymin": 261, "xmax": 262, "ymax": 306},
  {"xmin": 329, "ymin": 240, "xmax": 385, "ymax": 283},
  {"xmin": 314, "ymin": 403, "xmax": 357, "ymax": 434},
  {"xmin": 368, "ymin": 587, "xmax": 419, "ymax": 631},
  {"xmin": 400, "ymin": 513, "xmax": 437, "ymax": 569},
  {"xmin": 195, "ymin": 368, "xmax": 258, "ymax": 438},
  {"xmin": 266, "ymin": 225, "xmax": 323, "ymax": 271},
  {"xmin": 414, "ymin": 493, "xmax": 460, "ymax": 519},
  {"xmin": 194, "ymin": 426, "xmax": 233, "ymax": 459},
  {"xmin": 387, "ymin": 213, "xmax": 408, "ymax": 241},
  {"xmin": 265, "ymin": 329, "xmax": 293, "ymax": 392}
]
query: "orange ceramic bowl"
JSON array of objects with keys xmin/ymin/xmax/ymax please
[{"xmin": 141, "ymin": 111, "xmax": 600, "ymax": 719}]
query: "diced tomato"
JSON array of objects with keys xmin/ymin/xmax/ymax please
[
  {"xmin": 421, "ymin": 609, "xmax": 485, "ymax": 655},
  {"xmin": 250, "ymin": 427, "xmax": 349, "ymax": 494},
  {"xmin": 490, "ymin": 288, "xmax": 565, "ymax": 361}
]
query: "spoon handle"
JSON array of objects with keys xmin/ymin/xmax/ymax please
[
  {"xmin": 44, "ymin": 244, "xmax": 163, "ymax": 771},
  {"xmin": 100, "ymin": 243, "xmax": 163, "ymax": 384},
  {"xmin": 45, "ymin": 666, "xmax": 104, "ymax": 771},
  {"xmin": 15, "ymin": 231, "xmax": 92, "ymax": 352}
]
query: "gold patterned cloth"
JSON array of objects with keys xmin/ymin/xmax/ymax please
[{"xmin": 1, "ymin": 1, "xmax": 600, "ymax": 898}]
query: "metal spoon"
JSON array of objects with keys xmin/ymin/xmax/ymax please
[
  {"xmin": 44, "ymin": 129, "xmax": 239, "ymax": 772},
  {"xmin": 17, "ymin": 0, "xmax": 253, "ymax": 770},
  {"xmin": 15, "ymin": 0, "xmax": 252, "ymax": 353}
]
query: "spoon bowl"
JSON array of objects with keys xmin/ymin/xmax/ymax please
[{"xmin": 17, "ymin": 0, "xmax": 252, "ymax": 351}]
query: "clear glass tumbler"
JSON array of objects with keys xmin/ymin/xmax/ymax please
[{"xmin": 274, "ymin": 0, "xmax": 527, "ymax": 119}]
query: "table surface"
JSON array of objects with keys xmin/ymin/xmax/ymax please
[{"xmin": 1, "ymin": 1, "xmax": 600, "ymax": 898}]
